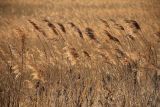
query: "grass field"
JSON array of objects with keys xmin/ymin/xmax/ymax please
[{"xmin": 0, "ymin": 0, "xmax": 160, "ymax": 107}]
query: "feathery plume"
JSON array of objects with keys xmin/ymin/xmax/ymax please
[
  {"xmin": 68, "ymin": 22, "xmax": 84, "ymax": 39},
  {"xmin": 104, "ymin": 30, "xmax": 120, "ymax": 43}
]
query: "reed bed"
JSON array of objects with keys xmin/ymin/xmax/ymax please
[{"xmin": 0, "ymin": 17, "xmax": 159, "ymax": 107}]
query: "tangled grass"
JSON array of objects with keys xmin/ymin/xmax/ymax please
[{"xmin": 0, "ymin": 18, "xmax": 160, "ymax": 107}]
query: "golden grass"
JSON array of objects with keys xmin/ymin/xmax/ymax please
[{"xmin": 0, "ymin": 0, "xmax": 160, "ymax": 107}]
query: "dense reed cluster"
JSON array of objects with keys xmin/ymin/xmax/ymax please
[{"xmin": 0, "ymin": 18, "xmax": 160, "ymax": 107}]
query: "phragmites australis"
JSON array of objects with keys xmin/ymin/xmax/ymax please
[
  {"xmin": 114, "ymin": 23, "xmax": 125, "ymax": 30},
  {"xmin": 85, "ymin": 27, "xmax": 96, "ymax": 40},
  {"xmin": 126, "ymin": 34, "xmax": 135, "ymax": 40},
  {"xmin": 68, "ymin": 22, "xmax": 84, "ymax": 39},
  {"xmin": 109, "ymin": 19, "xmax": 125, "ymax": 30},
  {"xmin": 124, "ymin": 20, "xmax": 141, "ymax": 33},
  {"xmin": 28, "ymin": 20, "xmax": 47, "ymax": 37},
  {"xmin": 57, "ymin": 23, "xmax": 66, "ymax": 33},
  {"xmin": 70, "ymin": 48, "xmax": 79, "ymax": 58},
  {"xmin": 43, "ymin": 19, "xmax": 59, "ymax": 35},
  {"xmin": 99, "ymin": 18, "xmax": 110, "ymax": 28},
  {"xmin": 83, "ymin": 51, "xmax": 90, "ymax": 58},
  {"xmin": 104, "ymin": 30, "xmax": 120, "ymax": 43}
]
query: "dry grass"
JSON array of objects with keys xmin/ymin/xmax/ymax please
[{"xmin": 0, "ymin": 0, "xmax": 160, "ymax": 107}]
